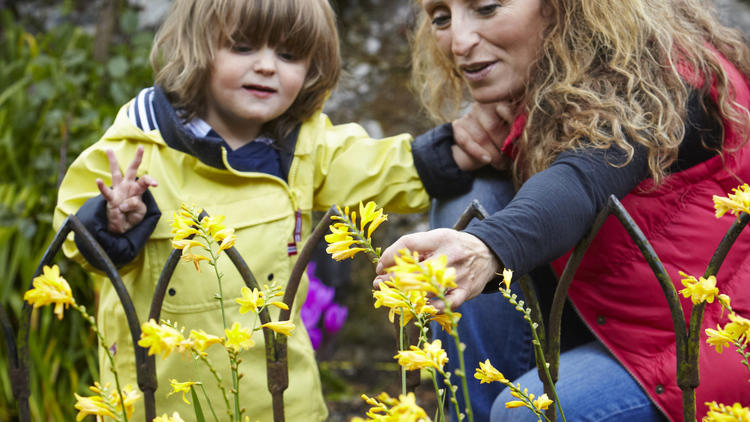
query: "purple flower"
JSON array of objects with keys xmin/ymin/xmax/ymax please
[
  {"xmin": 300, "ymin": 302, "xmax": 322, "ymax": 331},
  {"xmin": 323, "ymin": 303, "xmax": 348, "ymax": 334},
  {"xmin": 307, "ymin": 326, "xmax": 322, "ymax": 350}
]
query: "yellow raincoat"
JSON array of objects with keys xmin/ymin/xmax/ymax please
[{"xmin": 54, "ymin": 98, "xmax": 429, "ymax": 421}]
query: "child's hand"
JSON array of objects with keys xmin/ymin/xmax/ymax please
[
  {"xmin": 451, "ymin": 102, "xmax": 516, "ymax": 171},
  {"xmin": 96, "ymin": 146, "xmax": 158, "ymax": 234}
]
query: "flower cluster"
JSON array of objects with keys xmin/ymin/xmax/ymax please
[
  {"xmin": 73, "ymin": 382, "xmax": 141, "ymax": 422},
  {"xmin": 353, "ymin": 392, "xmax": 431, "ymax": 422},
  {"xmin": 170, "ymin": 204, "xmax": 236, "ymax": 272},
  {"xmin": 23, "ymin": 264, "xmax": 75, "ymax": 320},
  {"xmin": 678, "ymin": 270, "xmax": 750, "ymax": 374},
  {"xmin": 300, "ymin": 261, "xmax": 348, "ymax": 349},
  {"xmin": 374, "ymin": 250, "xmax": 461, "ymax": 332},
  {"xmin": 703, "ymin": 401, "xmax": 750, "ymax": 422},
  {"xmin": 678, "ymin": 271, "xmax": 720, "ymax": 305},
  {"xmin": 474, "ymin": 358, "xmax": 554, "ymax": 419},
  {"xmin": 395, "ymin": 339, "xmax": 449, "ymax": 372},
  {"xmin": 325, "ymin": 201, "xmax": 387, "ymax": 262},
  {"xmin": 714, "ymin": 183, "xmax": 750, "ymax": 219}
]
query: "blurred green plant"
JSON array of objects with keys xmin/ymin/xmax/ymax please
[{"xmin": 0, "ymin": 6, "xmax": 153, "ymax": 420}]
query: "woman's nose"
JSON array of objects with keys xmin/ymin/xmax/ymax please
[{"xmin": 451, "ymin": 16, "xmax": 480, "ymax": 57}]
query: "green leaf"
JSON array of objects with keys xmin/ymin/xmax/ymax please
[
  {"xmin": 190, "ymin": 385, "xmax": 206, "ymax": 422},
  {"xmin": 106, "ymin": 56, "xmax": 128, "ymax": 78}
]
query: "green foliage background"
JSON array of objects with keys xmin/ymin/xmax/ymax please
[{"xmin": 0, "ymin": 5, "xmax": 154, "ymax": 420}]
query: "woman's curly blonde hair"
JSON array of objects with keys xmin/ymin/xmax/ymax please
[
  {"xmin": 411, "ymin": 0, "xmax": 750, "ymax": 184},
  {"xmin": 150, "ymin": 0, "xmax": 341, "ymax": 140}
]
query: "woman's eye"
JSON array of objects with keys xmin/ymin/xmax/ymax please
[
  {"xmin": 431, "ymin": 12, "xmax": 451, "ymax": 28},
  {"xmin": 278, "ymin": 52, "xmax": 297, "ymax": 61},
  {"xmin": 476, "ymin": 3, "xmax": 500, "ymax": 16}
]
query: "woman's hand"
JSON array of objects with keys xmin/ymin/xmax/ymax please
[
  {"xmin": 451, "ymin": 101, "xmax": 516, "ymax": 170},
  {"xmin": 375, "ymin": 228, "xmax": 501, "ymax": 309},
  {"xmin": 96, "ymin": 146, "xmax": 158, "ymax": 234}
]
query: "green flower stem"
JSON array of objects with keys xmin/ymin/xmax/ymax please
[
  {"xmin": 400, "ymin": 311, "xmax": 407, "ymax": 396},
  {"xmin": 435, "ymin": 291, "xmax": 473, "ymax": 422},
  {"xmin": 198, "ymin": 383, "xmax": 221, "ymax": 422},
  {"xmin": 74, "ymin": 303, "xmax": 128, "ymax": 422},
  {"xmin": 201, "ymin": 229, "xmax": 240, "ymax": 422},
  {"xmin": 194, "ymin": 351, "xmax": 231, "ymax": 420},
  {"xmin": 430, "ymin": 369, "xmax": 445, "ymax": 422},
  {"xmin": 528, "ymin": 321, "xmax": 565, "ymax": 422},
  {"xmin": 502, "ymin": 288, "xmax": 566, "ymax": 422}
]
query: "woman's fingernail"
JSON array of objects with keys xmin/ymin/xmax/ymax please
[{"xmin": 482, "ymin": 155, "xmax": 491, "ymax": 163}]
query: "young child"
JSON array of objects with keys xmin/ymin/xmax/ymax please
[{"xmin": 54, "ymin": 0, "xmax": 483, "ymax": 420}]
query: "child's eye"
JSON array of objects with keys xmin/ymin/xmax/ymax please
[
  {"xmin": 231, "ymin": 44, "xmax": 253, "ymax": 53},
  {"xmin": 277, "ymin": 51, "xmax": 298, "ymax": 61}
]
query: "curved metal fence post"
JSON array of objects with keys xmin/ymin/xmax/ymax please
[{"xmin": 14, "ymin": 216, "xmax": 154, "ymax": 421}]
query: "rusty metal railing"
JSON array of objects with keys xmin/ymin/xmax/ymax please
[
  {"xmin": 2, "ymin": 206, "xmax": 338, "ymax": 422},
  {"xmin": 3, "ymin": 197, "xmax": 747, "ymax": 421},
  {"xmin": 448, "ymin": 196, "xmax": 748, "ymax": 422}
]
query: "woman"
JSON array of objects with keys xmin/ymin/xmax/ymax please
[{"xmin": 382, "ymin": 0, "xmax": 750, "ymax": 420}]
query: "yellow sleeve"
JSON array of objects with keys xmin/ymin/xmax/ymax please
[{"xmin": 309, "ymin": 115, "xmax": 430, "ymax": 214}]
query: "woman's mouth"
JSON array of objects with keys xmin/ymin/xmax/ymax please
[{"xmin": 460, "ymin": 61, "xmax": 496, "ymax": 82}]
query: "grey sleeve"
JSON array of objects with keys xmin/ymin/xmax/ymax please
[{"xmin": 464, "ymin": 144, "xmax": 649, "ymax": 276}]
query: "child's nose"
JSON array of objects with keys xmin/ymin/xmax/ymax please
[{"xmin": 253, "ymin": 48, "xmax": 276, "ymax": 75}]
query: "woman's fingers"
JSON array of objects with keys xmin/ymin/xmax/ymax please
[{"xmin": 375, "ymin": 229, "xmax": 501, "ymax": 308}]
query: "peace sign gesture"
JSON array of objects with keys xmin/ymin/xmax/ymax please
[{"xmin": 96, "ymin": 146, "xmax": 159, "ymax": 234}]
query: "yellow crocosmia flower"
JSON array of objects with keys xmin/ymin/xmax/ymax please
[
  {"xmin": 704, "ymin": 401, "xmax": 750, "ymax": 422},
  {"xmin": 171, "ymin": 238, "xmax": 205, "ymax": 252},
  {"xmin": 373, "ymin": 284, "xmax": 414, "ymax": 325},
  {"xmin": 268, "ymin": 300, "xmax": 289, "ymax": 310},
  {"xmin": 168, "ymin": 379, "xmax": 199, "ymax": 404},
  {"xmin": 216, "ymin": 230, "xmax": 236, "ymax": 252},
  {"xmin": 180, "ymin": 251, "xmax": 210, "ymax": 272},
  {"xmin": 395, "ymin": 340, "xmax": 448, "ymax": 372},
  {"xmin": 170, "ymin": 212, "xmax": 199, "ymax": 241},
  {"xmin": 706, "ymin": 326, "xmax": 735, "ymax": 354},
  {"xmin": 361, "ymin": 392, "xmax": 430, "ymax": 421},
  {"xmin": 475, "ymin": 359, "xmax": 509, "ymax": 384},
  {"xmin": 112, "ymin": 384, "xmax": 141, "ymax": 419},
  {"xmin": 505, "ymin": 400, "xmax": 526, "ymax": 409},
  {"xmin": 325, "ymin": 223, "xmax": 367, "ymax": 261},
  {"xmin": 138, "ymin": 319, "xmax": 187, "ymax": 358},
  {"xmin": 424, "ymin": 255, "xmax": 457, "ymax": 291},
  {"xmin": 189, "ymin": 329, "xmax": 222, "ymax": 353},
  {"xmin": 713, "ymin": 183, "xmax": 750, "ymax": 219},
  {"xmin": 724, "ymin": 312, "xmax": 750, "ymax": 343},
  {"xmin": 533, "ymin": 394, "xmax": 553, "ymax": 411},
  {"xmin": 678, "ymin": 271, "xmax": 719, "ymax": 305},
  {"xmin": 153, "ymin": 412, "xmax": 187, "ymax": 422},
  {"xmin": 261, "ymin": 320, "xmax": 296, "ymax": 336},
  {"xmin": 359, "ymin": 201, "xmax": 388, "ymax": 240},
  {"xmin": 224, "ymin": 322, "xmax": 254, "ymax": 351},
  {"xmin": 200, "ymin": 214, "xmax": 227, "ymax": 237},
  {"xmin": 430, "ymin": 312, "xmax": 460, "ymax": 334},
  {"xmin": 502, "ymin": 268, "xmax": 514, "ymax": 291},
  {"xmin": 236, "ymin": 287, "xmax": 265, "ymax": 314},
  {"xmin": 74, "ymin": 392, "xmax": 115, "ymax": 421},
  {"xmin": 24, "ymin": 265, "xmax": 75, "ymax": 320}
]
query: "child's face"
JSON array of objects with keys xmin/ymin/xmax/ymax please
[{"xmin": 203, "ymin": 42, "xmax": 310, "ymax": 143}]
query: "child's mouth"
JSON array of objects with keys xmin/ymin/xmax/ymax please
[{"xmin": 243, "ymin": 84, "xmax": 276, "ymax": 94}]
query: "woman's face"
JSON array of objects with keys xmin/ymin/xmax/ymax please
[{"xmin": 424, "ymin": 0, "xmax": 550, "ymax": 103}]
